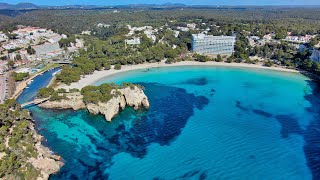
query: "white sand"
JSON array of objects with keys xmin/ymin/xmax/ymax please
[{"xmin": 59, "ymin": 61, "xmax": 299, "ymax": 90}]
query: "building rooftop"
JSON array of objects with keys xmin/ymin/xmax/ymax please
[{"xmin": 192, "ymin": 34, "xmax": 236, "ymax": 40}]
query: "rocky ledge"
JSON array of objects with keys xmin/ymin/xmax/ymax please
[
  {"xmin": 27, "ymin": 129, "xmax": 64, "ymax": 180},
  {"xmin": 37, "ymin": 85, "xmax": 150, "ymax": 121}
]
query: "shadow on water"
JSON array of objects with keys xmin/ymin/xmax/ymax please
[
  {"xmin": 47, "ymin": 82, "xmax": 209, "ymax": 179},
  {"xmin": 274, "ymin": 114, "xmax": 303, "ymax": 138},
  {"xmin": 178, "ymin": 77, "xmax": 209, "ymax": 86},
  {"xmin": 235, "ymin": 80, "xmax": 320, "ymax": 179},
  {"xmin": 303, "ymin": 80, "xmax": 320, "ymax": 179}
]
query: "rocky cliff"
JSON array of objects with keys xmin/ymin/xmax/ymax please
[
  {"xmin": 27, "ymin": 131, "xmax": 64, "ymax": 180},
  {"xmin": 38, "ymin": 86, "xmax": 149, "ymax": 121},
  {"xmin": 39, "ymin": 92, "xmax": 85, "ymax": 110}
]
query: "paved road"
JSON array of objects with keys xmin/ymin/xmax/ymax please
[{"xmin": 0, "ymin": 75, "xmax": 7, "ymax": 104}]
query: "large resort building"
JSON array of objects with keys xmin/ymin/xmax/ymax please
[{"xmin": 192, "ymin": 34, "xmax": 236, "ymax": 55}]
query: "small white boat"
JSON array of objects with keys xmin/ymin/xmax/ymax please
[{"xmin": 52, "ymin": 70, "xmax": 62, "ymax": 76}]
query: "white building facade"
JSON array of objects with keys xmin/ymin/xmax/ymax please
[{"xmin": 192, "ymin": 34, "xmax": 236, "ymax": 55}]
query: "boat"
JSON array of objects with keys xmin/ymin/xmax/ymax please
[
  {"xmin": 27, "ymin": 80, "xmax": 33, "ymax": 85},
  {"xmin": 52, "ymin": 69, "xmax": 62, "ymax": 76}
]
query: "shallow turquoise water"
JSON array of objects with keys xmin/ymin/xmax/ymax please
[{"xmin": 18, "ymin": 66, "xmax": 320, "ymax": 179}]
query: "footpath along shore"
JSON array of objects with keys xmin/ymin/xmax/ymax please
[
  {"xmin": 11, "ymin": 65, "xmax": 61, "ymax": 99},
  {"xmin": 59, "ymin": 61, "xmax": 300, "ymax": 90}
]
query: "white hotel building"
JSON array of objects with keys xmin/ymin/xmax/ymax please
[{"xmin": 192, "ymin": 34, "xmax": 236, "ymax": 55}]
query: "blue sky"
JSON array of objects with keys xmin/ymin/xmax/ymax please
[{"xmin": 1, "ymin": 0, "xmax": 320, "ymax": 6}]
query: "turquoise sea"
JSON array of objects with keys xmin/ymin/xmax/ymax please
[{"xmin": 17, "ymin": 66, "xmax": 320, "ymax": 179}]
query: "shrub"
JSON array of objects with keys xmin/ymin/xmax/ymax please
[
  {"xmin": 37, "ymin": 87, "xmax": 54, "ymax": 98},
  {"xmin": 194, "ymin": 54, "xmax": 210, "ymax": 62},
  {"xmin": 56, "ymin": 88, "xmax": 66, "ymax": 93},
  {"xmin": 12, "ymin": 72, "xmax": 29, "ymax": 81},
  {"xmin": 264, "ymin": 60, "xmax": 274, "ymax": 67},
  {"xmin": 216, "ymin": 54, "xmax": 223, "ymax": 62},
  {"xmin": 234, "ymin": 58, "xmax": 242, "ymax": 63},
  {"xmin": 69, "ymin": 88, "xmax": 79, "ymax": 93},
  {"xmin": 165, "ymin": 58, "xmax": 175, "ymax": 64},
  {"xmin": 226, "ymin": 56, "xmax": 234, "ymax": 63},
  {"xmin": 104, "ymin": 63, "xmax": 111, "ymax": 70},
  {"xmin": 114, "ymin": 64, "xmax": 121, "ymax": 70}
]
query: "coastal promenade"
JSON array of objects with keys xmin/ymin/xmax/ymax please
[
  {"xmin": 59, "ymin": 61, "xmax": 299, "ymax": 90},
  {"xmin": 11, "ymin": 71, "xmax": 43, "ymax": 99}
]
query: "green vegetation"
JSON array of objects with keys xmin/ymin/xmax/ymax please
[
  {"xmin": 56, "ymin": 28, "xmax": 185, "ymax": 85},
  {"xmin": 15, "ymin": 54, "xmax": 21, "ymax": 61},
  {"xmin": 114, "ymin": 64, "xmax": 121, "ymax": 70},
  {"xmin": 69, "ymin": 88, "xmax": 80, "ymax": 93},
  {"xmin": 37, "ymin": 87, "xmax": 68, "ymax": 101},
  {"xmin": 264, "ymin": 60, "xmax": 274, "ymax": 67},
  {"xmin": 81, "ymin": 83, "xmax": 140, "ymax": 104},
  {"xmin": 7, "ymin": 47, "xmax": 21, "ymax": 53},
  {"xmin": 6, "ymin": 60, "xmax": 14, "ymax": 70},
  {"xmin": 1, "ymin": 8, "xmax": 320, "ymax": 36},
  {"xmin": 104, "ymin": 63, "xmax": 111, "ymax": 70},
  {"xmin": 26, "ymin": 45, "xmax": 35, "ymax": 55},
  {"xmin": 80, "ymin": 84, "xmax": 117, "ymax": 104},
  {"xmin": 0, "ymin": 100, "xmax": 40, "ymax": 179},
  {"xmin": 12, "ymin": 72, "xmax": 29, "ymax": 81},
  {"xmin": 194, "ymin": 54, "xmax": 211, "ymax": 62},
  {"xmin": 49, "ymin": 91, "xmax": 68, "ymax": 101},
  {"xmin": 37, "ymin": 87, "xmax": 54, "ymax": 99},
  {"xmin": 307, "ymin": 35, "xmax": 320, "ymax": 47},
  {"xmin": 216, "ymin": 54, "xmax": 223, "ymax": 62},
  {"xmin": 37, "ymin": 83, "xmax": 140, "ymax": 105},
  {"xmin": 226, "ymin": 56, "xmax": 234, "ymax": 63},
  {"xmin": 2, "ymin": 7, "xmax": 320, "ymax": 77},
  {"xmin": 59, "ymin": 36, "xmax": 76, "ymax": 48}
]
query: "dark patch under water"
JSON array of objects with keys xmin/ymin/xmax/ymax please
[
  {"xmin": 235, "ymin": 100, "xmax": 249, "ymax": 111},
  {"xmin": 37, "ymin": 83, "xmax": 209, "ymax": 179},
  {"xmin": 252, "ymin": 109, "xmax": 273, "ymax": 118},
  {"xmin": 21, "ymin": 68, "xmax": 320, "ymax": 179},
  {"xmin": 181, "ymin": 77, "xmax": 208, "ymax": 86},
  {"xmin": 235, "ymin": 101, "xmax": 273, "ymax": 118},
  {"xmin": 275, "ymin": 114, "xmax": 303, "ymax": 138},
  {"xmin": 302, "ymin": 80, "xmax": 320, "ymax": 179},
  {"xmin": 235, "ymin": 80, "xmax": 320, "ymax": 179}
]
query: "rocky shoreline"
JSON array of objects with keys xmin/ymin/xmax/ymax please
[
  {"xmin": 27, "ymin": 125, "xmax": 64, "ymax": 180},
  {"xmin": 0, "ymin": 100, "xmax": 63, "ymax": 180},
  {"xmin": 37, "ymin": 85, "xmax": 150, "ymax": 121}
]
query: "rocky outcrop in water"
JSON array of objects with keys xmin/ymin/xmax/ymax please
[
  {"xmin": 119, "ymin": 87, "xmax": 150, "ymax": 110},
  {"xmin": 38, "ymin": 86, "xmax": 149, "ymax": 121}
]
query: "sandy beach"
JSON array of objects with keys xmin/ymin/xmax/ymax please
[{"xmin": 59, "ymin": 61, "xmax": 300, "ymax": 90}]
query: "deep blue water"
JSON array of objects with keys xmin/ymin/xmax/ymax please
[
  {"xmin": 18, "ymin": 66, "xmax": 320, "ymax": 179},
  {"xmin": 17, "ymin": 68, "xmax": 60, "ymax": 103}
]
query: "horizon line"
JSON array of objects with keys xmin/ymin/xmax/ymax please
[{"xmin": 3, "ymin": 2, "xmax": 320, "ymax": 7}]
